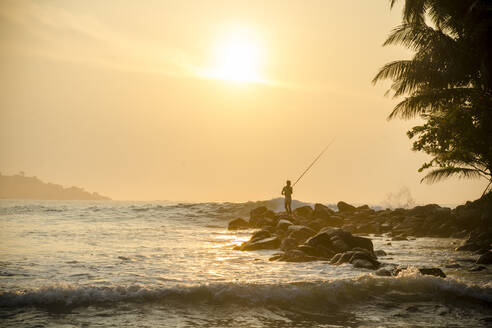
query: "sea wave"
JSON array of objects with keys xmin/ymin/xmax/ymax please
[
  {"xmin": 0, "ymin": 198, "xmax": 322, "ymax": 218},
  {"xmin": 128, "ymin": 198, "xmax": 318, "ymax": 217},
  {"xmin": 1, "ymin": 269, "xmax": 490, "ymax": 309}
]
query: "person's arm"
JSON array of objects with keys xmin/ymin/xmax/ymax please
[{"xmin": 281, "ymin": 187, "xmax": 285, "ymax": 195}]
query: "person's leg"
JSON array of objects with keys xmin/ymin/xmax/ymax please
[{"xmin": 287, "ymin": 200, "xmax": 292, "ymax": 215}]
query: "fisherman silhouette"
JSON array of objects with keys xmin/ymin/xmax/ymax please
[{"xmin": 281, "ymin": 180, "xmax": 293, "ymax": 215}]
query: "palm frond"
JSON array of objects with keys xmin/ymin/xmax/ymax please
[
  {"xmin": 421, "ymin": 166, "xmax": 483, "ymax": 183},
  {"xmin": 388, "ymin": 87, "xmax": 479, "ymax": 119},
  {"xmin": 383, "ymin": 23, "xmax": 455, "ymax": 51}
]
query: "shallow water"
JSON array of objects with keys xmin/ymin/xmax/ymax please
[{"xmin": 0, "ymin": 200, "xmax": 491, "ymax": 327}]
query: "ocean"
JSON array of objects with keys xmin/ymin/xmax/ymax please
[{"xmin": 0, "ymin": 200, "xmax": 491, "ymax": 327}]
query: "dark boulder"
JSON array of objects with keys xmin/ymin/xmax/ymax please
[
  {"xmin": 305, "ymin": 228, "xmax": 374, "ymax": 254},
  {"xmin": 476, "ymin": 252, "xmax": 492, "ymax": 265},
  {"xmin": 327, "ymin": 215, "xmax": 344, "ymax": 227},
  {"xmin": 276, "ymin": 219, "xmax": 293, "ymax": 231},
  {"xmin": 349, "ymin": 251, "xmax": 379, "ymax": 267},
  {"xmin": 287, "ymin": 225, "xmax": 316, "ymax": 244},
  {"xmin": 334, "ymin": 251, "xmax": 355, "ymax": 265},
  {"xmin": 337, "ymin": 201, "xmax": 356, "ymax": 213},
  {"xmin": 249, "ymin": 206, "xmax": 276, "ymax": 228},
  {"xmin": 307, "ymin": 219, "xmax": 326, "ymax": 232},
  {"xmin": 419, "ymin": 268, "xmax": 446, "ymax": 278},
  {"xmin": 250, "ymin": 206, "xmax": 268, "ymax": 219},
  {"xmin": 249, "ymin": 216, "xmax": 276, "ymax": 228},
  {"xmin": 408, "ymin": 204, "xmax": 441, "ymax": 218},
  {"xmin": 250, "ymin": 229, "xmax": 271, "ymax": 242},
  {"xmin": 349, "ymin": 236, "xmax": 374, "ymax": 253},
  {"xmin": 228, "ymin": 218, "xmax": 250, "ymax": 230},
  {"xmin": 296, "ymin": 244, "xmax": 319, "ymax": 257},
  {"xmin": 330, "ymin": 238, "xmax": 351, "ymax": 253},
  {"xmin": 352, "ymin": 259, "xmax": 379, "ymax": 270},
  {"xmin": 375, "ymin": 268, "xmax": 392, "ymax": 276},
  {"xmin": 240, "ymin": 236, "xmax": 281, "ymax": 251},
  {"xmin": 280, "ymin": 237, "xmax": 298, "ymax": 251},
  {"xmin": 313, "ymin": 203, "xmax": 335, "ymax": 220},
  {"xmin": 275, "ymin": 250, "xmax": 319, "ymax": 262},
  {"xmin": 374, "ymin": 250, "xmax": 387, "ymax": 257},
  {"xmin": 330, "ymin": 253, "xmax": 342, "ymax": 264},
  {"xmin": 293, "ymin": 206, "xmax": 314, "ymax": 218}
]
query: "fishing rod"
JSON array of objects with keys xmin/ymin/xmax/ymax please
[{"xmin": 292, "ymin": 137, "xmax": 336, "ymax": 187}]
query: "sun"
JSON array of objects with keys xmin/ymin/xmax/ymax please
[{"xmin": 202, "ymin": 27, "xmax": 264, "ymax": 83}]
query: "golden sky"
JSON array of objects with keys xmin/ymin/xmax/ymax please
[{"xmin": 0, "ymin": 0, "xmax": 487, "ymax": 204}]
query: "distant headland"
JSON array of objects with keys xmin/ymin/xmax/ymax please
[{"xmin": 0, "ymin": 172, "xmax": 110, "ymax": 200}]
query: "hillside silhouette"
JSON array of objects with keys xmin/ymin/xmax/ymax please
[{"xmin": 0, "ymin": 172, "xmax": 110, "ymax": 200}]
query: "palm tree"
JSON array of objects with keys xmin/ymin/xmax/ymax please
[{"xmin": 374, "ymin": 0, "xmax": 492, "ymax": 194}]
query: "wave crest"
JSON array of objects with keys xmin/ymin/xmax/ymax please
[{"xmin": 2, "ymin": 270, "xmax": 491, "ymax": 309}]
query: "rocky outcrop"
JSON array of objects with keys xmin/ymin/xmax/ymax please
[
  {"xmin": 232, "ymin": 205, "xmax": 381, "ymax": 268},
  {"xmin": 228, "ymin": 218, "xmax": 250, "ymax": 230},
  {"xmin": 228, "ymin": 193, "xmax": 492, "ymax": 272}
]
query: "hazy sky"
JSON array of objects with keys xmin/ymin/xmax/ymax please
[{"xmin": 0, "ymin": 0, "xmax": 487, "ymax": 204}]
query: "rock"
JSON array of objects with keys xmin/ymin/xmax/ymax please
[
  {"xmin": 357, "ymin": 204, "xmax": 370, "ymax": 210},
  {"xmin": 288, "ymin": 226, "xmax": 316, "ymax": 244},
  {"xmin": 249, "ymin": 206, "xmax": 276, "ymax": 228},
  {"xmin": 276, "ymin": 250, "xmax": 319, "ymax": 262},
  {"xmin": 296, "ymin": 244, "xmax": 319, "ymax": 257},
  {"xmin": 419, "ymin": 268, "xmax": 446, "ymax": 278},
  {"xmin": 476, "ymin": 252, "xmax": 492, "ymax": 264},
  {"xmin": 330, "ymin": 253, "xmax": 342, "ymax": 264},
  {"xmin": 375, "ymin": 268, "xmax": 392, "ymax": 276},
  {"xmin": 352, "ymin": 259, "xmax": 378, "ymax": 270},
  {"xmin": 305, "ymin": 228, "xmax": 374, "ymax": 255},
  {"xmin": 335, "ymin": 251, "xmax": 355, "ymax": 265},
  {"xmin": 280, "ymin": 237, "xmax": 298, "ymax": 251},
  {"xmin": 240, "ymin": 236, "xmax": 281, "ymax": 251},
  {"xmin": 293, "ymin": 206, "xmax": 314, "ymax": 218},
  {"xmin": 408, "ymin": 204, "xmax": 441, "ymax": 218},
  {"xmin": 250, "ymin": 206, "xmax": 268, "ymax": 219},
  {"xmin": 349, "ymin": 250, "xmax": 377, "ymax": 262},
  {"xmin": 326, "ymin": 215, "xmax": 344, "ymax": 227},
  {"xmin": 337, "ymin": 201, "xmax": 356, "ymax": 213},
  {"xmin": 374, "ymin": 250, "xmax": 387, "ymax": 257},
  {"xmin": 250, "ymin": 229, "xmax": 271, "ymax": 242},
  {"xmin": 349, "ymin": 236, "xmax": 374, "ymax": 253},
  {"xmin": 228, "ymin": 218, "xmax": 250, "ymax": 230},
  {"xmin": 249, "ymin": 216, "xmax": 275, "ymax": 229},
  {"xmin": 306, "ymin": 228, "xmax": 346, "ymax": 249},
  {"xmin": 276, "ymin": 219, "xmax": 293, "ymax": 231},
  {"xmin": 330, "ymin": 238, "xmax": 351, "ymax": 253},
  {"xmin": 307, "ymin": 219, "xmax": 326, "ymax": 231},
  {"xmin": 455, "ymin": 243, "xmax": 480, "ymax": 252},
  {"xmin": 312, "ymin": 203, "xmax": 334, "ymax": 220}
]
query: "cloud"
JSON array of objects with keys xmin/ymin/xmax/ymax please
[{"xmin": 0, "ymin": 0, "xmax": 198, "ymax": 78}]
